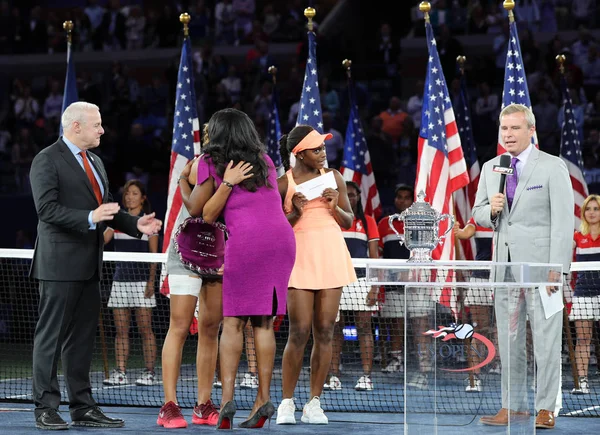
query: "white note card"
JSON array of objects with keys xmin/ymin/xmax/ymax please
[
  {"xmin": 538, "ymin": 286, "xmax": 564, "ymax": 319},
  {"xmin": 295, "ymin": 171, "xmax": 337, "ymax": 201}
]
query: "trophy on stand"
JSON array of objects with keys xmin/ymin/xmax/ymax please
[{"xmin": 388, "ymin": 191, "xmax": 454, "ymax": 262}]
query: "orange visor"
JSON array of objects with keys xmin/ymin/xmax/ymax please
[{"xmin": 291, "ymin": 130, "xmax": 333, "ymax": 155}]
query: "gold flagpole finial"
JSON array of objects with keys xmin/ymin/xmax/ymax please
[
  {"xmin": 268, "ymin": 66, "xmax": 278, "ymax": 85},
  {"xmin": 342, "ymin": 59, "xmax": 352, "ymax": 79},
  {"xmin": 503, "ymin": 0, "xmax": 515, "ymax": 23},
  {"xmin": 457, "ymin": 55, "xmax": 466, "ymax": 75},
  {"xmin": 556, "ymin": 54, "xmax": 566, "ymax": 75},
  {"xmin": 419, "ymin": 2, "xmax": 431, "ymax": 23},
  {"xmin": 63, "ymin": 21, "xmax": 74, "ymax": 45},
  {"xmin": 304, "ymin": 7, "xmax": 316, "ymax": 32},
  {"xmin": 180, "ymin": 13, "xmax": 191, "ymax": 37}
]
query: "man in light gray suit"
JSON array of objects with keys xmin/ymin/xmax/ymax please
[{"xmin": 472, "ymin": 104, "xmax": 573, "ymax": 429}]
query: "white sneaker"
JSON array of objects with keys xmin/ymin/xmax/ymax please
[
  {"xmin": 103, "ymin": 368, "xmax": 127, "ymax": 385},
  {"xmin": 135, "ymin": 369, "xmax": 155, "ymax": 386},
  {"xmin": 276, "ymin": 398, "xmax": 296, "ymax": 425},
  {"xmin": 488, "ymin": 363, "xmax": 501, "ymax": 375},
  {"xmin": 212, "ymin": 378, "xmax": 238, "ymax": 388},
  {"xmin": 465, "ymin": 376, "xmax": 482, "ymax": 393},
  {"xmin": 323, "ymin": 375, "xmax": 342, "ymax": 391},
  {"xmin": 240, "ymin": 373, "xmax": 259, "ymax": 389},
  {"xmin": 301, "ymin": 396, "xmax": 328, "ymax": 424},
  {"xmin": 572, "ymin": 376, "xmax": 590, "ymax": 394},
  {"xmin": 355, "ymin": 375, "xmax": 374, "ymax": 391},
  {"xmin": 407, "ymin": 373, "xmax": 429, "ymax": 390},
  {"xmin": 382, "ymin": 356, "xmax": 403, "ymax": 373}
]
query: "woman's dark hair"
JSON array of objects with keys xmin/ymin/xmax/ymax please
[
  {"xmin": 346, "ymin": 181, "xmax": 368, "ymax": 234},
  {"xmin": 123, "ymin": 179, "xmax": 152, "ymax": 214},
  {"xmin": 202, "ymin": 108, "xmax": 269, "ymax": 192},
  {"xmin": 279, "ymin": 124, "xmax": 314, "ymax": 171}
]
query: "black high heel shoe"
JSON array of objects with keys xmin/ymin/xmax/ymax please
[
  {"xmin": 238, "ymin": 401, "xmax": 275, "ymax": 429},
  {"xmin": 216, "ymin": 401, "xmax": 236, "ymax": 430}
]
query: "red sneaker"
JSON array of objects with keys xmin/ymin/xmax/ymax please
[
  {"xmin": 192, "ymin": 399, "xmax": 219, "ymax": 426},
  {"xmin": 157, "ymin": 401, "xmax": 188, "ymax": 429}
]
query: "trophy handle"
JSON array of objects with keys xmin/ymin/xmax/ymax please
[
  {"xmin": 437, "ymin": 213, "xmax": 455, "ymax": 240},
  {"xmin": 388, "ymin": 214, "xmax": 405, "ymax": 245}
]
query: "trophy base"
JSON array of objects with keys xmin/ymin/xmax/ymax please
[{"xmin": 407, "ymin": 249, "xmax": 435, "ymax": 263}]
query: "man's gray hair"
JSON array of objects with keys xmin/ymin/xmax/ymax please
[
  {"xmin": 499, "ymin": 103, "xmax": 536, "ymax": 128},
  {"xmin": 61, "ymin": 102, "xmax": 100, "ymax": 131}
]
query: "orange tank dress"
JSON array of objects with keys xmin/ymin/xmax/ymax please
[{"xmin": 284, "ymin": 169, "xmax": 357, "ymax": 290}]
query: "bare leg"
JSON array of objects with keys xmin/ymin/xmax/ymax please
[
  {"xmin": 219, "ymin": 316, "xmax": 247, "ymax": 406},
  {"xmin": 249, "ymin": 315, "xmax": 275, "ymax": 416},
  {"xmin": 388, "ymin": 317, "xmax": 404, "ymax": 353},
  {"xmin": 356, "ymin": 311, "xmax": 374, "ymax": 375},
  {"xmin": 310, "ymin": 288, "xmax": 342, "ymax": 398},
  {"xmin": 135, "ymin": 307, "xmax": 156, "ymax": 372},
  {"xmin": 330, "ymin": 313, "xmax": 344, "ymax": 377},
  {"xmin": 162, "ymin": 295, "xmax": 197, "ymax": 404},
  {"xmin": 113, "ymin": 308, "xmax": 131, "ymax": 372},
  {"xmin": 575, "ymin": 320, "xmax": 593, "ymax": 378},
  {"xmin": 244, "ymin": 320, "xmax": 257, "ymax": 376},
  {"xmin": 196, "ymin": 281, "xmax": 223, "ymax": 404},
  {"xmin": 281, "ymin": 289, "xmax": 315, "ymax": 399},
  {"xmin": 469, "ymin": 305, "xmax": 493, "ymax": 374}
]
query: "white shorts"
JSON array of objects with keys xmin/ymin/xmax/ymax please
[
  {"xmin": 168, "ymin": 274, "xmax": 203, "ymax": 297},
  {"xmin": 569, "ymin": 296, "xmax": 600, "ymax": 321},
  {"xmin": 340, "ymin": 278, "xmax": 378, "ymax": 312},
  {"xmin": 462, "ymin": 277, "xmax": 494, "ymax": 307},
  {"xmin": 107, "ymin": 281, "xmax": 157, "ymax": 308},
  {"xmin": 379, "ymin": 287, "xmax": 433, "ymax": 318}
]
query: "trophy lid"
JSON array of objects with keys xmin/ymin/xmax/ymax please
[{"xmin": 402, "ymin": 190, "xmax": 438, "ymax": 222}]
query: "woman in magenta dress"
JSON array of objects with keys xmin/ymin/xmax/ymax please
[{"xmin": 184, "ymin": 108, "xmax": 295, "ymax": 429}]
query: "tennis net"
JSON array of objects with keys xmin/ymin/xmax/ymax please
[{"xmin": 0, "ymin": 249, "xmax": 598, "ymax": 417}]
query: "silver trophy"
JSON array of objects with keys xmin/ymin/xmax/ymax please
[{"xmin": 388, "ymin": 190, "xmax": 454, "ymax": 262}]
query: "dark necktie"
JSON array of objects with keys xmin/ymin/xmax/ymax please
[
  {"xmin": 80, "ymin": 151, "xmax": 103, "ymax": 205},
  {"xmin": 506, "ymin": 156, "xmax": 519, "ymax": 209}
]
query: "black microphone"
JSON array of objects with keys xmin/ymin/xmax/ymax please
[{"xmin": 493, "ymin": 154, "xmax": 513, "ymax": 194}]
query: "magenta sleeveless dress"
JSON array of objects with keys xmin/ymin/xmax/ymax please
[{"xmin": 196, "ymin": 154, "xmax": 296, "ymax": 316}]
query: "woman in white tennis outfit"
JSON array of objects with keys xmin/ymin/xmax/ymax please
[{"xmin": 103, "ymin": 180, "xmax": 158, "ymax": 387}]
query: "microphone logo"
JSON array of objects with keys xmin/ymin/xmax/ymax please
[{"xmin": 492, "ymin": 165, "xmax": 514, "ymax": 175}]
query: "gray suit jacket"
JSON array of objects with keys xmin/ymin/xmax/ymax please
[
  {"xmin": 472, "ymin": 146, "xmax": 574, "ymax": 280},
  {"xmin": 29, "ymin": 138, "xmax": 141, "ymax": 281}
]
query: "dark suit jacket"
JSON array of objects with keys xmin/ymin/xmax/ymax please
[{"xmin": 29, "ymin": 138, "xmax": 140, "ymax": 281}]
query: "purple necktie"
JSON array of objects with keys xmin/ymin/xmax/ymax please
[{"xmin": 506, "ymin": 156, "xmax": 519, "ymax": 209}]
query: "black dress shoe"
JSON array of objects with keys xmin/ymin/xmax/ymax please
[
  {"xmin": 71, "ymin": 406, "xmax": 124, "ymax": 428},
  {"xmin": 35, "ymin": 409, "xmax": 69, "ymax": 430}
]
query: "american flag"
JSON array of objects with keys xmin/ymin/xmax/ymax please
[
  {"xmin": 60, "ymin": 39, "xmax": 78, "ymax": 135},
  {"xmin": 163, "ymin": 37, "xmax": 201, "ymax": 256},
  {"xmin": 559, "ymin": 75, "xmax": 588, "ymax": 230},
  {"xmin": 453, "ymin": 70, "xmax": 479, "ymax": 260},
  {"xmin": 296, "ymin": 31, "xmax": 323, "ymax": 132},
  {"xmin": 265, "ymin": 84, "xmax": 283, "ymax": 175},
  {"xmin": 497, "ymin": 19, "xmax": 538, "ymax": 155},
  {"xmin": 415, "ymin": 21, "xmax": 469, "ymax": 264},
  {"xmin": 340, "ymin": 79, "xmax": 382, "ymax": 220}
]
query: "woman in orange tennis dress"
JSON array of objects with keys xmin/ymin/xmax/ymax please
[{"xmin": 275, "ymin": 125, "xmax": 357, "ymax": 425}]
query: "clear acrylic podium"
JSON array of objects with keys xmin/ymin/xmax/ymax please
[{"xmin": 364, "ymin": 260, "xmax": 563, "ymax": 434}]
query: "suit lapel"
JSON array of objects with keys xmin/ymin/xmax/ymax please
[{"xmin": 511, "ymin": 146, "xmax": 539, "ymax": 213}]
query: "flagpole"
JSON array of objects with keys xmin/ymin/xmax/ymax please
[
  {"xmin": 305, "ymin": 6, "xmax": 315, "ymax": 31},
  {"xmin": 453, "ymin": 50, "xmax": 477, "ymax": 392},
  {"xmin": 556, "ymin": 53, "xmax": 581, "ymax": 391},
  {"xmin": 504, "ymin": 0, "xmax": 515, "ymax": 23}
]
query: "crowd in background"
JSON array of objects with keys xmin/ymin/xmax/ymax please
[{"xmin": 1, "ymin": 0, "xmax": 600, "ymax": 247}]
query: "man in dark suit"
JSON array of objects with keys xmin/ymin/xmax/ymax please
[{"xmin": 29, "ymin": 101, "xmax": 162, "ymax": 430}]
